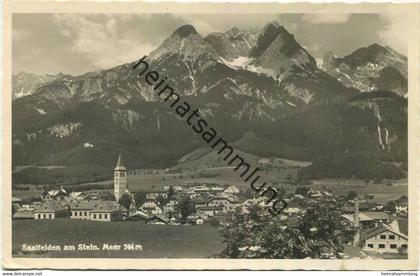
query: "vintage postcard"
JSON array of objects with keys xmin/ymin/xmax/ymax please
[{"xmin": 2, "ymin": 1, "xmax": 419, "ymax": 271}]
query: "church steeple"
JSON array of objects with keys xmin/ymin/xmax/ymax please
[
  {"xmin": 115, "ymin": 153, "xmax": 126, "ymax": 171},
  {"xmin": 114, "ymin": 153, "xmax": 127, "ymax": 201}
]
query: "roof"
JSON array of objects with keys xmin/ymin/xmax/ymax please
[
  {"xmin": 12, "ymin": 197, "xmax": 23, "ymax": 203},
  {"xmin": 13, "ymin": 210, "xmax": 34, "ymax": 219},
  {"xmin": 114, "ymin": 153, "xmax": 126, "ymax": 171},
  {"xmin": 224, "ymin": 185, "xmax": 240, "ymax": 194},
  {"xmin": 395, "ymin": 196, "xmax": 408, "ymax": 205},
  {"xmin": 208, "ymin": 197, "xmax": 235, "ymax": 203},
  {"xmin": 362, "ymin": 223, "xmax": 408, "ymax": 241},
  {"xmin": 362, "ymin": 211, "xmax": 392, "ymax": 220},
  {"xmin": 128, "ymin": 210, "xmax": 150, "ymax": 220},
  {"xmin": 197, "ymin": 206, "xmax": 223, "ymax": 211},
  {"xmin": 147, "ymin": 215, "xmax": 169, "ymax": 223},
  {"xmin": 342, "ymin": 212, "xmax": 391, "ymax": 223},
  {"xmin": 391, "ymin": 218, "xmax": 408, "ymax": 235},
  {"xmin": 142, "ymin": 205, "xmax": 161, "ymax": 211},
  {"xmin": 192, "ymin": 198, "xmax": 209, "ymax": 204},
  {"xmin": 35, "ymin": 201, "xmax": 67, "ymax": 212},
  {"xmin": 70, "ymin": 200, "xmax": 118, "ymax": 212}
]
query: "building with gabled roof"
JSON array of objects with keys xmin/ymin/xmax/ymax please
[
  {"xmin": 13, "ymin": 210, "xmax": 35, "ymax": 220},
  {"xmin": 147, "ymin": 215, "xmax": 169, "ymax": 224},
  {"xmin": 360, "ymin": 222, "xmax": 408, "ymax": 254},
  {"xmin": 34, "ymin": 201, "xmax": 69, "ymax": 219},
  {"xmin": 342, "ymin": 211, "xmax": 392, "ymax": 228},
  {"xmin": 70, "ymin": 200, "xmax": 122, "ymax": 221}
]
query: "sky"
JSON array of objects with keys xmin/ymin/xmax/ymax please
[{"xmin": 12, "ymin": 13, "xmax": 408, "ymax": 76}]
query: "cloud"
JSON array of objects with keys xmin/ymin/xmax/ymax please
[
  {"xmin": 378, "ymin": 13, "xmax": 408, "ymax": 55},
  {"xmin": 53, "ymin": 14, "xmax": 154, "ymax": 69},
  {"xmin": 301, "ymin": 14, "xmax": 351, "ymax": 24}
]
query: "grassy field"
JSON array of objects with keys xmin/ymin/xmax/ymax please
[
  {"xmin": 312, "ymin": 178, "xmax": 408, "ymax": 203},
  {"xmin": 12, "ymin": 219, "xmax": 224, "ymax": 258}
]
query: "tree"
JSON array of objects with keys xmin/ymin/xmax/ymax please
[
  {"xmin": 219, "ymin": 202, "xmax": 354, "ymax": 258},
  {"xmin": 207, "ymin": 217, "xmax": 220, "ymax": 227},
  {"xmin": 118, "ymin": 193, "xmax": 133, "ymax": 210},
  {"xmin": 347, "ymin": 190, "xmax": 358, "ymax": 200},
  {"xmin": 167, "ymin": 186, "xmax": 175, "ymax": 200},
  {"xmin": 133, "ymin": 191, "xmax": 147, "ymax": 208},
  {"xmin": 177, "ymin": 196, "xmax": 195, "ymax": 224},
  {"xmin": 295, "ymin": 186, "xmax": 310, "ymax": 195},
  {"xmin": 156, "ymin": 194, "xmax": 167, "ymax": 206}
]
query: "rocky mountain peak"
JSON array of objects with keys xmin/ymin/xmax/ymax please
[
  {"xmin": 249, "ymin": 22, "xmax": 317, "ymax": 77},
  {"xmin": 322, "ymin": 51, "xmax": 338, "ymax": 69},
  {"xmin": 172, "ymin": 24, "xmax": 199, "ymax": 38},
  {"xmin": 226, "ymin": 27, "xmax": 240, "ymax": 36},
  {"xmin": 322, "ymin": 44, "xmax": 407, "ymax": 96},
  {"xmin": 249, "ymin": 22, "xmax": 287, "ymax": 58},
  {"xmin": 204, "ymin": 27, "xmax": 256, "ymax": 61}
]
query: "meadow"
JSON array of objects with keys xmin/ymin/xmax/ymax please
[{"xmin": 12, "ymin": 219, "xmax": 224, "ymax": 258}]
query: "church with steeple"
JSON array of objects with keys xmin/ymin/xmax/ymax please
[{"xmin": 114, "ymin": 153, "xmax": 127, "ymax": 201}]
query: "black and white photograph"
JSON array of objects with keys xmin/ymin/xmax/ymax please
[{"xmin": 3, "ymin": 1, "xmax": 419, "ymax": 271}]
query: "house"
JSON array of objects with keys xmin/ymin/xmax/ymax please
[
  {"xmin": 146, "ymin": 191, "xmax": 168, "ymax": 200},
  {"xmin": 196, "ymin": 206, "xmax": 223, "ymax": 217},
  {"xmin": 193, "ymin": 186, "xmax": 212, "ymax": 195},
  {"xmin": 19, "ymin": 203, "xmax": 36, "ymax": 211},
  {"xmin": 169, "ymin": 217, "xmax": 179, "ymax": 225},
  {"xmin": 35, "ymin": 201, "xmax": 69, "ymax": 219},
  {"xmin": 360, "ymin": 222, "xmax": 408, "ymax": 254},
  {"xmin": 192, "ymin": 198, "xmax": 209, "ymax": 209},
  {"xmin": 12, "ymin": 197, "xmax": 23, "ymax": 207},
  {"xmin": 13, "ymin": 210, "xmax": 34, "ymax": 220},
  {"xmin": 70, "ymin": 201, "xmax": 94, "ymax": 220},
  {"xmin": 69, "ymin": 192, "xmax": 85, "ymax": 201},
  {"xmin": 342, "ymin": 212, "xmax": 392, "ymax": 228},
  {"xmin": 90, "ymin": 201, "xmax": 122, "ymax": 222},
  {"xmin": 163, "ymin": 199, "xmax": 179, "ymax": 214},
  {"xmin": 147, "ymin": 215, "xmax": 169, "ymax": 225},
  {"xmin": 207, "ymin": 197, "xmax": 238, "ymax": 213},
  {"xmin": 210, "ymin": 187, "xmax": 224, "ymax": 193},
  {"xmin": 241, "ymin": 198, "xmax": 272, "ymax": 213},
  {"xmin": 70, "ymin": 200, "xmax": 122, "ymax": 221},
  {"xmin": 283, "ymin": 201, "xmax": 302, "ymax": 215},
  {"xmin": 223, "ymin": 185, "xmax": 240, "ymax": 195},
  {"xmin": 127, "ymin": 210, "xmax": 150, "ymax": 221},
  {"xmin": 257, "ymin": 158, "xmax": 271, "ymax": 167},
  {"xmin": 43, "ymin": 186, "xmax": 68, "ymax": 201},
  {"xmin": 394, "ymin": 196, "xmax": 408, "ymax": 215},
  {"xmin": 173, "ymin": 186, "xmax": 184, "ymax": 192},
  {"xmin": 140, "ymin": 199, "xmax": 163, "ymax": 215}
]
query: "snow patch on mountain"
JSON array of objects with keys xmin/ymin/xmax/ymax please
[{"xmin": 34, "ymin": 107, "xmax": 47, "ymax": 115}]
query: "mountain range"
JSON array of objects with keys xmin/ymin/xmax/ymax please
[{"xmin": 12, "ymin": 22, "xmax": 408, "ymax": 183}]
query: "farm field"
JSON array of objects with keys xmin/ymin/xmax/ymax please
[
  {"xmin": 312, "ymin": 178, "xmax": 408, "ymax": 203},
  {"xmin": 12, "ymin": 219, "xmax": 224, "ymax": 258}
]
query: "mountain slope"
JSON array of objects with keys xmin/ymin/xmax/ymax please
[{"xmin": 322, "ymin": 44, "xmax": 407, "ymax": 96}]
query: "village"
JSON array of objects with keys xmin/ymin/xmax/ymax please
[{"xmin": 12, "ymin": 154, "xmax": 409, "ymax": 258}]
